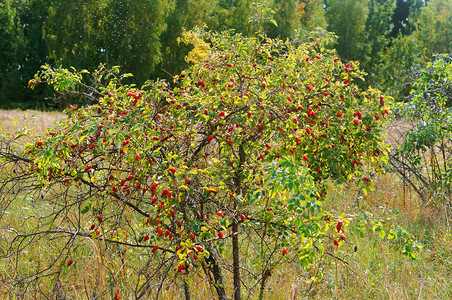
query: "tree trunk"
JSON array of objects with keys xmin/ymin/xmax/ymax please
[
  {"xmin": 232, "ymin": 222, "xmax": 241, "ymax": 300},
  {"xmin": 183, "ymin": 280, "xmax": 191, "ymax": 300},
  {"xmin": 205, "ymin": 244, "xmax": 227, "ymax": 300}
]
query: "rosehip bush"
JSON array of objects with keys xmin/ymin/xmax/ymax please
[{"xmin": 0, "ymin": 29, "xmax": 392, "ymax": 299}]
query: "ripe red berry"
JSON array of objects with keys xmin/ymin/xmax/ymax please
[
  {"xmin": 293, "ymin": 118, "xmax": 298, "ymax": 124},
  {"xmin": 90, "ymin": 224, "xmax": 95, "ymax": 230},
  {"xmin": 217, "ymin": 211, "xmax": 223, "ymax": 217},
  {"xmin": 195, "ymin": 245, "xmax": 204, "ymax": 252},
  {"xmin": 185, "ymin": 178, "xmax": 192, "ymax": 184},
  {"xmin": 169, "ymin": 167, "xmax": 176, "ymax": 173},
  {"xmin": 306, "ymin": 84, "xmax": 312, "ymax": 91},
  {"xmin": 143, "ymin": 235, "xmax": 149, "ymax": 242},
  {"xmin": 334, "ymin": 240, "xmax": 339, "ymax": 246},
  {"xmin": 194, "ymin": 254, "xmax": 199, "ymax": 260},
  {"xmin": 336, "ymin": 221, "xmax": 342, "ymax": 232},
  {"xmin": 219, "ymin": 111, "xmax": 225, "ymax": 117},
  {"xmin": 37, "ymin": 141, "xmax": 43, "ymax": 147},
  {"xmin": 340, "ymin": 234, "xmax": 346, "ymax": 241},
  {"xmin": 170, "ymin": 209, "xmax": 175, "ymax": 216},
  {"xmin": 136, "ymin": 154, "xmax": 140, "ymax": 160},
  {"xmin": 97, "ymin": 215, "xmax": 102, "ymax": 222},
  {"xmin": 303, "ymin": 155, "xmax": 309, "ymax": 162},
  {"xmin": 380, "ymin": 96, "xmax": 385, "ymax": 106},
  {"xmin": 190, "ymin": 233, "xmax": 195, "ymax": 240},
  {"xmin": 337, "ymin": 112, "xmax": 343, "ymax": 117},
  {"xmin": 67, "ymin": 259, "xmax": 74, "ymax": 266},
  {"xmin": 218, "ymin": 231, "xmax": 224, "ymax": 239},
  {"xmin": 178, "ymin": 265, "xmax": 184, "ymax": 272},
  {"xmin": 282, "ymin": 248, "xmax": 287, "ymax": 255},
  {"xmin": 240, "ymin": 214, "xmax": 246, "ymax": 221},
  {"xmin": 353, "ymin": 119, "xmax": 359, "ymax": 125},
  {"xmin": 152, "ymin": 245, "xmax": 158, "ymax": 252}
]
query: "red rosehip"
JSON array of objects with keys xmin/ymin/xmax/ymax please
[
  {"xmin": 90, "ymin": 224, "xmax": 95, "ymax": 230},
  {"xmin": 143, "ymin": 235, "xmax": 149, "ymax": 242},
  {"xmin": 217, "ymin": 211, "xmax": 223, "ymax": 217},
  {"xmin": 334, "ymin": 240, "xmax": 339, "ymax": 246},
  {"xmin": 241, "ymin": 214, "xmax": 246, "ymax": 221},
  {"xmin": 336, "ymin": 221, "xmax": 342, "ymax": 232},
  {"xmin": 185, "ymin": 178, "xmax": 192, "ymax": 184},
  {"xmin": 170, "ymin": 209, "xmax": 175, "ymax": 216},
  {"xmin": 353, "ymin": 119, "xmax": 359, "ymax": 125},
  {"xmin": 152, "ymin": 245, "xmax": 158, "ymax": 252},
  {"xmin": 195, "ymin": 245, "xmax": 204, "ymax": 252},
  {"xmin": 169, "ymin": 167, "xmax": 176, "ymax": 173},
  {"xmin": 218, "ymin": 231, "xmax": 224, "ymax": 239},
  {"xmin": 190, "ymin": 233, "xmax": 195, "ymax": 240},
  {"xmin": 208, "ymin": 135, "xmax": 214, "ymax": 142},
  {"xmin": 178, "ymin": 264, "xmax": 184, "ymax": 272},
  {"xmin": 340, "ymin": 234, "xmax": 346, "ymax": 241},
  {"xmin": 282, "ymin": 248, "xmax": 287, "ymax": 255},
  {"xmin": 67, "ymin": 259, "xmax": 74, "ymax": 266},
  {"xmin": 37, "ymin": 141, "xmax": 43, "ymax": 147}
]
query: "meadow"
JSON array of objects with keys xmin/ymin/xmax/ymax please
[{"xmin": 0, "ymin": 109, "xmax": 451, "ymax": 299}]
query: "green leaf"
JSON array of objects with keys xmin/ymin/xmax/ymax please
[{"xmin": 81, "ymin": 202, "xmax": 92, "ymax": 214}]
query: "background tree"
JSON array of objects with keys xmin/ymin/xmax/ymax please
[
  {"xmin": 411, "ymin": 0, "xmax": 452, "ymax": 60},
  {"xmin": 44, "ymin": 0, "xmax": 175, "ymax": 85},
  {"xmin": 325, "ymin": 0, "xmax": 370, "ymax": 62},
  {"xmin": 0, "ymin": 0, "xmax": 53, "ymax": 109},
  {"xmin": 267, "ymin": 0, "xmax": 300, "ymax": 40}
]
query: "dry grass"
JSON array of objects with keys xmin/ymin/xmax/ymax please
[
  {"xmin": 1, "ymin": 110, "xmax": 451, "ymax": 299},
  {"xmin": 0, "ymin": 109, "xmax": 64, "ymax": 137}
]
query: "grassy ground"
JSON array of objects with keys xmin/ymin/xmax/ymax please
[{"xmin": 0, "ymin": 109, "xmax": 451, "ymax": 299}]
